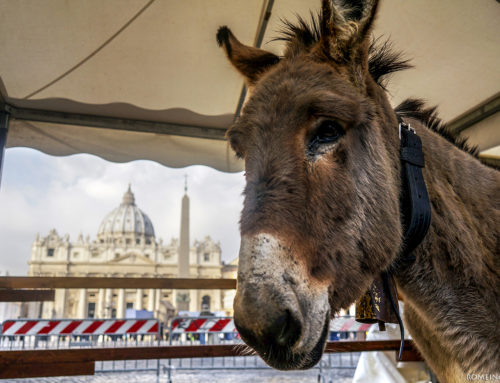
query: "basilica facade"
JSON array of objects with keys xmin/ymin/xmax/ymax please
[{"xmin": 28, "ymin": 185, "xmax": 234, "ymax": 322}]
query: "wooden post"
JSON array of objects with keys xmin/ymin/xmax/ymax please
[
  {"xmin": 0, "ymin": 289, "xmax": 55, "ymax": 302},
  {"xmin": 0, "ymin": 276, "xmax": 237, "ymax": 289}
]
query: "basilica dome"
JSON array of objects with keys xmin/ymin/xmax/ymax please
[{"xmin": 97, "ymin": 185, "xmax": 155, "ymax": 241}]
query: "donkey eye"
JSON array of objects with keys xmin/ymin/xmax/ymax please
[
  {"xmin": 315, "ymin": 120, "xmax": 345, "ymax": 142},
  {"xmin": 308, "ymin": 120, "xmax": 345, "ymax": 152}
]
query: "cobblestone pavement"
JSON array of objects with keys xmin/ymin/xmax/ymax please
[{"xmin": 3, "ymin": 369, "xmax": 354, "ymax": 383}]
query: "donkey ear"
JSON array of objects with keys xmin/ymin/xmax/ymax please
[
  {"xmin": 216, "ymin": 26, "xmax": 280, "ymax": 85},
  {"xmin": 321, "ymin": 0, "xmax": 379, "ymax": 58},
  {"xmin": 336, "ymin": 0, "xmax": 379, "ymax": 40}
]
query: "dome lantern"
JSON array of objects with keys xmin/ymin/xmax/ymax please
[{"xmin": 122, "ymin": 184, "xmax": 135, "ymax": 205}]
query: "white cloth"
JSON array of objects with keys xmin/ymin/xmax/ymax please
[{"xmin": 352, "ymin": 318, "xmax": 430, "ymax": 383}]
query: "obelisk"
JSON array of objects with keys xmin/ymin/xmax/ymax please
[
  {"xmin": 176, "ymin": 176, "xmax": 191, "ymax": 311},
  {"xmin": 178, "ymin": 175, "xmax": 190, "ymax": 277}
]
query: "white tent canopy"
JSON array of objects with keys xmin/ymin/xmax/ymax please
[{"xmin": 1, "ymin": 0, "xmax": 499, "ymax": 172}]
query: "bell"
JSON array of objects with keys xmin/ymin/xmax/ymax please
[{"xmin": 355, "ymin": 273, "xmax": 400, "ymax": 331}]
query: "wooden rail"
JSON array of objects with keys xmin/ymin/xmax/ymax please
[
  {"xmin": 0, "ymin": 289, "xmax": 54, "ymax": 302},
  {"xmin": 0, "ymin": 340, "xmax": 419, "ymax": 379},
  {"xmin": 0, "ymin": 277, "xmax": 237, "ymax": 289},
  {"xmin": 0, "ymin": 277, "xmax": 422, "ymax": 378}
]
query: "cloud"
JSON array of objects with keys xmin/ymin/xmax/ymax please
[{"xmin": 0, "ymin": 148, "xmax": 245, "ymax": 275}]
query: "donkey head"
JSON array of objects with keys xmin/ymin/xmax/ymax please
[{"xmin": 218, "ymin": 0, "xmax": 403, "ymax": 369}]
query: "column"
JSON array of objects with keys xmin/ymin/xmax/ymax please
[
  {"xmin": 155, "ymin": 289, "xmax": 161, "ymax": 318},
  {"xmin": 43, "ymin": 301, "xmax": 54, "ymax": 319},
  {"xmin": 55, "ymin": 289, "xmax": 67, "ymax": 317},
  {"xmin": 117, "ymin": 289, "xmax": 125, "ymax": 318},
  {"xmin": 222, "ymin": 290, "xmax": 236, "ymax": 315},
  {"xmin": 135, "ymin": 289, "xmax": 143, "ymax": 310},
  {"xmin": 97, "ymin": 288, "xmax": 105, "ymax": 318},
  {"xmin": 77, "ymin": 289, "xmax": 87, "ymax": 318},
  {"xmin": 189, "ymin": 289, "xmax": 199, "ymax": 312},
  {"xmin": 213, "ymin": 290, "xmax": 222, "ymax": 313},
  {"xmin": 105, "ymin": 288, "xmax": 113, "ymax": 317},
  {"xmin": 147, "ymin": 289, "xmax": 156, "ymax": 312}
]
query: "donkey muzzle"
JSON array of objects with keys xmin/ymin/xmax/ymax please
[{"xmin": 233, "ymin": 233, "xmax": 330, "ymax": 369}]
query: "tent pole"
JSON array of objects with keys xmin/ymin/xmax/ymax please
[{"xmin": 0, "ymin": 111, "xmax": 9, "ymax": 189}]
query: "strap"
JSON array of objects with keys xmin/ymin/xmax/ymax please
[
  {"xmin": 392, "ymin": 117, "xmax": 432, "ymax": 359},
  {"xmin": 355, "ymin": 115, "xmax": 432, "ymax": 361},
  {"xmin": 400, "ymin": 147, "xmax": 424, "ymax": 167},
  {"xmin": 398, "ymin": 121, "xmax": 432, "ymax": 264},
  {"xmin": 381, "ymin": 271, "xmax": 405, "ymax": 361}
]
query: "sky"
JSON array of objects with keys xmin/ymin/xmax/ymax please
[{"xmin": 0, "ymin": 147, "xmax": 246, "ymax": 275}]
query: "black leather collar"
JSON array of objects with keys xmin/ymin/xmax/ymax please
[
  {"xmin": 355, "ymin": 114, "xmax": 432, "ymax": 360},
  {"xmin": 388, "ymin": 114, "xmax": 432, "ymax": 360},
  {"xmin": 395, "ymin": 115, "xmax": 432, "ymax": 270}
]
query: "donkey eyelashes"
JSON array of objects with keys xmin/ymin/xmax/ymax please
[
  {"xmin": 313, "ymin": 120, "xmax": 345, "ymax": 143},
  {"xmin": 307, "ymin": 119, "xmax": 346, "ymax": 155}
]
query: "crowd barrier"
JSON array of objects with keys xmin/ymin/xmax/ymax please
[
  {"xmin": 1, "ymin": 316, "xmax": 366, "ymax": 382},
  {"xmin": 1, "ymin": 318, "xmax": 159, "ymax": 337}
]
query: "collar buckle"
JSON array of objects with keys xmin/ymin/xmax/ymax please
[{"xmin": 399, "ymin": 122, "xmax": 415, "ymax": 140}]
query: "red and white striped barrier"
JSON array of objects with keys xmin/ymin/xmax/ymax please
[
  {"xmin": 329, "ymin": 317, "xmax": 373, "ymax": 332},
  {"xmin": 171, "ymin": 317, "xmax": 236, "ymax": 333},
  {"xmin": 170, "ymin": 316, "xmax": 372, "ymax": 334},
  {"xmin": 0, "ymin": 319, "xmax": 159, "ymax": 336},
  {"xmin": 1, "ymin": 316, "xmax": 372, "ymax": 336}
]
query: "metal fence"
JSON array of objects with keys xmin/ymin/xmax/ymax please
[
  {"xmin": 163, "ymin": 316, "xmax": 361, "ymax": 383},
  {"xmin": 1, "ymin": 316, "xmax": 364, "ymax": 382}
]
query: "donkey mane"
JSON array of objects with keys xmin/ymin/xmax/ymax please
[
  {"xmin": 394, "ymin": 98, "xmax": 482, "ymax": 159},
  {"xmin": 274, "ymin": 14, "xmax": 412, "ymax": 88},
  {"xmin": 274, "ymin": 14, "xmax": 494, "ymax": 167}
]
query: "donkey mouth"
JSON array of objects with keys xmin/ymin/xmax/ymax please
[{"xmin": 239, "ymin": 311, "xmax": 330, "ymax": 370}]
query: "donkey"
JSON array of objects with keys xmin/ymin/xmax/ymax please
[{"xmin": 216, "ymin": 1, "xmax": 499, "ymax": 382}]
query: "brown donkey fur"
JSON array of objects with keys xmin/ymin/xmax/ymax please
[{"xmin": 217, "ymin": 1, "xmax": 500, "ymax": 381}]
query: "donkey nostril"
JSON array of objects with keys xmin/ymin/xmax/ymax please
[
  {"xmin": 235, "ymin": 308, "xmax": 302, "ymax": 351},
  {"xmin": 234, "ymin": 317, "xmax": 259, "ymax": 348},
  {"xmin": 273, "ymin": 310, "xmax": 302, "ymax": 347}
]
